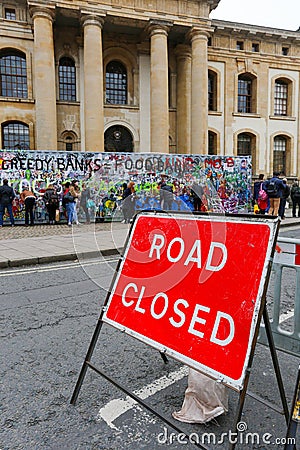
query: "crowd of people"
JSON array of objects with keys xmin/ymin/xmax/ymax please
[
  {"xmin": 253, "ymin": 172, "xmax": 300, "ymax": 219},
  {"xmin": 0, "ymin": 174, "xmax": 300, "ymax": 226},
  {"xmin": 0, "ymin": 178, "xmax": 92, "ymax": 227}
]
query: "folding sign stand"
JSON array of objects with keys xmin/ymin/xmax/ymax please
[{"xmin": 71, "ymin": 211, "xmax": 290, "ymax": 450}]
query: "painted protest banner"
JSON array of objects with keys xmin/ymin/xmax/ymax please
[{"xmin": 0, "ymin": 151, "xmax": 252, "ymax": 223}]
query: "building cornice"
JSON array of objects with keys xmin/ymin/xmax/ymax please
[{"xmin": 212, "ymin": 19, "xmax": 300, "ymax": 40}]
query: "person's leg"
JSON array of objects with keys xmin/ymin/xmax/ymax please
[
  {"xmin": 83, "ymin": 205, "xmax": 90, "ymax": 223},
  {"xmin": 269, "ymin": 198, "xmax": 275, "ymax": 215},
  {"xmin": 6, "ymin": 203, "xmax": 14, "ymax": 225},
  {"xmin": 46, "ymin": 206, "xmax": 51, "ymax": 224},
  {"xmin": 70, "ymin": 202, "xmax": 76, "ymax": 224},
  {"xmin": 292, "ymin": 201, "xmax": 296, "ymax": 217},
  {"xmin": 29, "ymin": 199, "xmax": 35, "ymax": 225},
  {"xmin": 48, "ymin": 206, "xmax": 55, "ymax": 223},
  {"xmin": 73, "ymin": 204, "xmax": 79, "ymax": 224},
  {"xmin": 278, "ymin": 199, "xmax": 284, "ymax": 218},
  {"xmin": 24, "ymin": 200, "xmax": 29, "ymax": 225},
  {"xmin": 0, "ymin": 204, "xmax": 4, "ymax": 226},
  {"xmin": 66, "ymin": 203, "xmax": 72, "ymax": 225},
  {"xmin": 273, "ymin": 198, "xmax": 280, "ymax": 216},
  {"xmin": 279, "ymin": 198, "xmax": 286, "ymax": 218}
]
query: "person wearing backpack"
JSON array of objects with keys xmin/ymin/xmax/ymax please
[
  {"xmin": 278, "ymin": 178, "xmax": 290, "ymax": 219},
  {"xmin": 264, "ymin": 172, "xmax": 285, "ymax": 216},
  {"xmin": 0, "ymin": 179, "xmax": 15, "ymax": 227},
  {"xmin": 291, "ymin": 179, "xmax": 300, "ymax": 218},
  {"xmin": 43, "ymin": 184, "xmax": 59, "ymax": 225},
  {"xmin": 253, "ymin": 174, "xmax": 268, "ymax": 214}
]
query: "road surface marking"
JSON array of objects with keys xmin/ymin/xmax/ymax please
[
  {"xmin": 0, "ymin": 257, "xmax": 119, "ymax": 277},
  {"xmin": 279, "ymin": 309, "xmax": 294, "ymax": 323},
  {"xmin": 97, "ymin": 365, "xmax": 189, "ymax": 430}
]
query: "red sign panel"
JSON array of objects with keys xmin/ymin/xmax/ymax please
[{"xmin": 103, "ymin": 213, "xmax": 278, "ymax": 390}]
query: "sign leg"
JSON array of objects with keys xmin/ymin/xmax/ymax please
[
  {"xmin": 284, "ymin": 365, "xmax": 300, "ymax": 450},
  {"xmin": 263, "ymin": 307, "xmax": 289, "ymax": 422},
  {"xmin": 70, "ymin": 318, "xmax": 105, "ymax": 405}
]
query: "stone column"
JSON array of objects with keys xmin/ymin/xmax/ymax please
[
  {"xmin": 82, "ymin": 15, "xmax": 104, "ymax": 152},
  {"xmin": 148, "ymin": 21, "xmax": 171, "ymax": 154},
  {"xmin": 175, "ymin": 45, "xmax": 191, "ymax": 154},
  {"xmin": 188, "ymin": 28, "xmax": 210, "ymax": 154},
  {"xmin": 31, "ymin": 7, "xmax": 57, "ymax": 150}
]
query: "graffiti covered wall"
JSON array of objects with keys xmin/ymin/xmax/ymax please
[{"xmin": 0, "ymin": 151, "xmax": 252, "ymax": 223}]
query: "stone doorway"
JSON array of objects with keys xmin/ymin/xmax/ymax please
[{"xmin": 104, "ymin": 125, "xmax": 134, "ymax": 152}]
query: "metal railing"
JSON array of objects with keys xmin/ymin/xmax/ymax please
[{"xmin": 259, "ymin": 237, "xmax": 300, "ymax": 356}]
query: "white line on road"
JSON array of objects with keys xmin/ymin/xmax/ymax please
[
  {"xmin": 97, "ymin": 310, "xmax": 295, "ymax": 430},
  {"xmin": 96, "ymin": 365, "xmax": 189, "ymax": 430},
  {"xmin": 279, "ymin": 309, "xmax": 294, "ymax": 323},
  {"xmin": 0, "ymin": 258, "xmax": 119, "ymax": 277}
]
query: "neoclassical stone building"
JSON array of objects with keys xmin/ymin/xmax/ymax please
[{"xmin": 1, "ymin": 0, "xmax": 300, "ymax": 176}]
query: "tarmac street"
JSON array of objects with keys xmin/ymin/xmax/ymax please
[{"xmin": 0, "ymin": 214, "xmax": 300, "ymax": 449}]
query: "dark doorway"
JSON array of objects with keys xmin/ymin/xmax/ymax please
[{"xmin": 104, "ymin": 125, "xmax": 134, "ymax": 152}]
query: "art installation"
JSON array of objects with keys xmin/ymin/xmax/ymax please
[{"xmin": 0, "ymin": 151, "xmax": 252, "ymax": 223}]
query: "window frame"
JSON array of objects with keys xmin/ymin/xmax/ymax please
[
  {"xmin": 105, "ymin": 60, "xmax": 128, "ymax": 105},
  {"xmin": 208, "ymin": 70, "xmax": 217, "ymax": 112},
  {"xmin": 208, "ymin": 131, "xmax": 217, "ymax": 155},
  {"xmin": 58, "ymin": 57, "xmax": 76, "ymax": 102},
  {"xmin": 2, "ymin": 121, "xmax": 30, "ymax": 150},
  {"xmin": 237, "ymin": 133, "xmax": 252, "ymax": 156},
  {"xmin": 238, "ymin": 75, "xmax": 253, "ymax": 114},
  {"xmin": 273, "ymin": 135, "xmax": 287, "ymax": 174},
  {"xmin": 0, "ymin": 50, "xmax": 28, "ymax": 98},
  {"xmin": 5, "ymin": 8, "xmax": 16, "ymax": 20}
]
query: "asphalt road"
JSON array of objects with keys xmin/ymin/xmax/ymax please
[{"xmin": 1, "ymin": 226, "xmax": 300, "ymax": 450}]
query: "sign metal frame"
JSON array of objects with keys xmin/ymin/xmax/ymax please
[{"xmin": 71, "ymin": 211, "xmax": 289, "ymax": 449}]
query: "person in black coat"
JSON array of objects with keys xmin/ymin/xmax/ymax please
[
  {"xmin": 43, "ymin": 184, "xmax": 59, "ymax": 224},
  {"xmin": 80, "ymin": 183, "xmax": 91, "ymax": 224},
  {"xmin": 121, "ymin": 181, "xmax": 136, "ymax": 223},
  {"xmin": 278, "ymin": 178, "xmax": 290, "ymax": 219},
  {"xmin": 159, "ymin": 182, "xmax": 174, "ymax": 211},
  {"xmin": 0, "ymin": 179, "xmax": 15, "ymax": 226}
]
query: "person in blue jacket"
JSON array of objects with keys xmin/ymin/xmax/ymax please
[{"xmin": 264, "ymin": 172, "xmax": 285, "ymax": 216}]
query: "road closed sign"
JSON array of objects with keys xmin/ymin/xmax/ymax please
[{"xmin": 103, "ymin": 212, "xmax": 279, "ymax": 390}]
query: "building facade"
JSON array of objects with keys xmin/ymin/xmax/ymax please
[{"xmin": 1, "ymin": 0, "xmax": 300, "ymax": 177}]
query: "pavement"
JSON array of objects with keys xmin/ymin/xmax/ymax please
[{"xmin": 0, "ymin": 211, "xmax": 299, "ymax": 268}]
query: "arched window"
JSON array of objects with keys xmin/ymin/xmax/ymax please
[
  {"xmin": 104, "ymin": 125, "xmax": 133, "ymax": 152},
  {"xmin": 105, "ymin": 61, "xmax": 127, "ymax": 105},
  {"xmin": 2, "ymin": 122, "xmax": 30, "ymax": 149},
  {"xmin": 238, "ymin": 74, "xmax": 255, "ymax": 113},
  {"xmin": 208, "ymin": 70, "xmax": 217, "ymax": 111},
  {"xmin": 208, "ymin": 131, "xmax": 217, "ymax": 155},
  {"xmin": 274, "ymin": 79, "xmax": 290, "ymax": 116},
  {"xmin": 273, "ymin": 135, "xmax": 287, "ymax": 174},
  {"xmin": 237, "ymin": 132, "xmax": 257, "ymax": 172},
  {"xmin": 237, "ymin": 133, "xmax": 252, "ymax": 156},
  {"xmin": 65, "ymin": 136, "xmax": 73, "ymax": 152},
  {"xmin": 59, "ymin": 57, "xmax": 76, "ymax": 101},
  {"xmin": 0, "ymin": 50, "xmax": 27, "ymax": 98}
]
